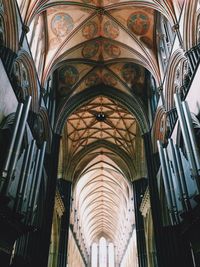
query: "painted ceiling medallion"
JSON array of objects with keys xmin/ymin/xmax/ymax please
[
  {"xmin": 51, "ymin": 13, "xmax": 74, "ymax": 37},
  {"xmin": 82, "ymin": 41, "xmax": 100, "ymax": 58},
  {"xmin": 59, "ymin": 65, "xmax": 79, "ymax": 88},
  {"xmin": 103, "ymin": 41, "xmax": 121, "ymax": 58},
  {"xmin": 127, "ymin": 12, "xmax": 150, "ymax": 36},
  {"xmin": 103, "ymin": 20, "xmax": 119, "ymax": 39},
  {"xmin": 121, "ymin": 63, "xmax": 141, "ymax": 84},
  {"xmin": 82, "ymin": 21, "xmax": 98, "ymax": 39},
  {"xmin": 85, "ymin": 72, "xmax": 101, "ymax": 87}
]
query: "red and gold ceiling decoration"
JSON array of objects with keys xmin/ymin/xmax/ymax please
[{"xmin": 23, "ymin": 0, "xmax": 180, "ymax": 264}]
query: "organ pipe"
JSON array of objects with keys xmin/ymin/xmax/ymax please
[
  {"xmin": 13, "ymin": 142, "xmax": 31, "ymax": 213},
  {"xmin": 18, "ymin": 140, "xmax": 36, "ymax": 212},
  {"xmin": 163, "ymin": 147, "xmax": 180, "ymax": 223},
  {"xmin": 31, "ymin": 141, "xmax": 47, "ymax": 224},
  {"xmin": 174, "ymin": 144, "xmax": 191, "ymax": 211},
  {"xmin": 168, "ymin": 138, "xmax": 185, "ymax": 210},
  {"xmin": 157, "ymin": 140, "xmax": 176, "ymax": 224},
  {"xmin": 3, "ymin": 96, "xmax": 32, "ymax": 194},
  {"xmin": 174, "ymin": 93, "xmax": 199, "ymax": 182},
  {"xmin": 0, "ymin": 103, "xmax": 23, "ymax": 192}
]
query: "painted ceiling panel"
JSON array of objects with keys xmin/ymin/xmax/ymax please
[
  {"xmin": 65, "ymin": 96, "xmax": 139, "ymax": 157},
  {"xmin": 22, "ymin": 0, "xmax": 179, "ymax": 264}
]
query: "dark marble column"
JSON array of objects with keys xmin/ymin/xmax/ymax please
[
  {"xmin": 132, "ymin": 178, "xmax": 148, "ymax": 267},
  {"xmin": 57, "ymin": 179, "xmax": 72, "ymax": 267}
]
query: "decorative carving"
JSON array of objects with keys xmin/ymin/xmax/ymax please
[
  {"xmin": 11, "ymin": 61, "xmax": 30, "ymax": 102},
  {"xmin": 182, "ymin": 60, "xmax": 190, "ymax": 87},
  {"xmin": 55, "ymin": 190, "xmax": 65, "ymax": 217},
  {"xmin": 174, "ymin": 62, "xmax": 181, "ymax": 92},
  {"xmin": 140, "ymin": 187, "xmax": 150, "ymax": 217},
  {"xmin": 28, "ymin": 112, "xmax": 45, "ymax": 146}
]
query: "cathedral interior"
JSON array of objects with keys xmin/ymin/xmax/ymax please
[{"xmin": 1, "ymin": 0, "xmax": 200, "ymax": 266}]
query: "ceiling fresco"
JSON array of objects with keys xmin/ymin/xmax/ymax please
[
  {"xmin": 56, "ymin": 62, "xmax": 146, "ymax": 97},
  {"xmin": 43, "ymin": 4, "xmax": 156, "ymax": 95},
  {"xmin": 23, "ymin": 0, "xmax": 179, "ymax": 264},
  {"xmin": 61, "ymin": 96, "xmax": 146, "ymax": 182}
]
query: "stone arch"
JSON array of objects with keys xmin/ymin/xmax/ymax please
[
  {"xmin": 69, "ymin": 140, "xmax": 135, "ymax": 184},
  {"xmin": 38, "ymin": 107, "xmax": 52, "ymax": 153},
  {"xmin": 165, "ymin": 49, "xmax": 188, "ymax": 111},
  {"xmin": 195, "ymin": 6, "xmax": 200, "ymax": 44},
  {"xmin": 151, "ymin": 106, "xmax": 167, "ymax": 153},
  {"xmin": 54, "ymin": 84, "xmax": 150, "ymax": 136},
  {"xmin": 1, "ymin": 0, "xmax": 19, "ymax": 52},
  {"xmin": 12, "ymin": 50, "xmax": 39, "ymax": 112},
  {"xmin": 183, "ymin": 0, "xmax": 198, "ymax": 50}
]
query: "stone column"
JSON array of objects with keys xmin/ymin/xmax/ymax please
[
  {"xmin": 132, "ymin": 178, "xmax": 148, "ymax": 267},
  {"xmin": 57, "ymin": 179, "xmax": 72, "ymax": 267}
]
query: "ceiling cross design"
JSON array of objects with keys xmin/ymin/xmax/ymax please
[{"xmin": 66, "ymin": 96, "xmax": 138, "ymax": 158}]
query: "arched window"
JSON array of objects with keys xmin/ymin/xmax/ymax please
[
  {"xmin": 108, "ymin": 243, "xmax": 115, "ymax": 267},
  {"xmin": 91, "ymin": 238, "xmax": 116, "ymax": 267},
  {"xmin": 91, "ymin": 243, "xmax": 98, "ymax": 267},
  {"xmin": 99, "ymin": 237, "xmax": 107, "ymax": 267}
]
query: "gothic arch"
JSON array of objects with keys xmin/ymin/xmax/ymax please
[
  {"xmin": 1, "ymin": 0, "xmax": 19, "ymax": 52},
  {"xmin": 38, "ymin": 107, "xmax": 52, "ymax": 153},
  {"xmin": 55, "ymin": 84, "xmax": 150, "ymax": 136},
  {"xmin": 183, "ymin": 0, "xmax": 198, "ymax": 50},
  {"xmin": 195, "ymin": 5, "xmax": 200, "ymax": 45},
  {"xmin": 151, "ymin": 106, "xmax": 167, "ymax": 153},
  {"xmin": 70, "ymin": 140, "xmax": 134, "ymax": 183},
  {"xmin": 26, "ymin": 0, "xmax": 176, "ymax": 27},
  {"xmin": 165, "ymin": 49, "xmax": 187, "ymax": 111},
  {"xmin": 14, "ymin": 50, "xmax": 39, "ymax": 112}
]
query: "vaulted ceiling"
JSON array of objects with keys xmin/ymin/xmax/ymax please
[{"xmin": 20, "ymin": 0, "xmax": 182, "ymax": 264}]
